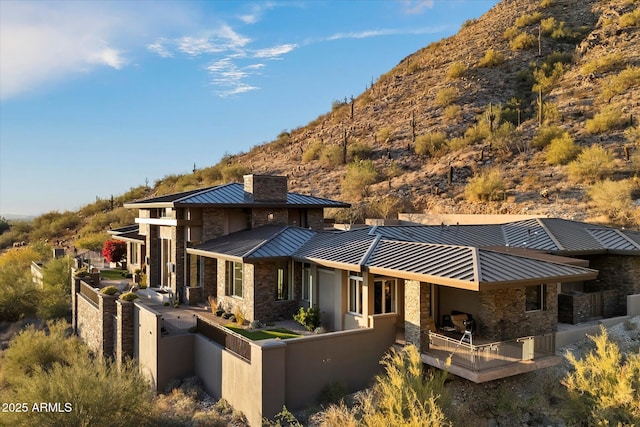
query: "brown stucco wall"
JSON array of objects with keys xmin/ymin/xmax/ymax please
[{"xmin": 478, "ymin": 284, "xmax": 558, "ymax": 341}]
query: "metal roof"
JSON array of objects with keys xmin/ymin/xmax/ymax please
[
  {"xmin": 108, "ymin": 224, "xmax": 145, "ymax": 243},
  {"xmin": 373, "ymin": 224, "xmax": 505, "ymax": 247},
  {"xmin": 294, "ymin": 227, "xmax": 377, "ymax": 270},
  {"xmin": 124, "ymin": 182, "xmax": 350, "ymax": 209},
  {"xmin": 187, "ymin": 225, "xmax": 316, "ymax": 261}
]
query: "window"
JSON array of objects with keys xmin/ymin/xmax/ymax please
[
  {"xmin": 275, "ymin": 264, "xmax": 291, "ymax": 301},
  {"xmin": 129, "ymin": 242, "xmax": 138, "ymax": 265},
  {"xmin": 348, "ymin": 274, "xmax": 363, "ymax": 314},
  {"xmin": 225, "ymin": 261, "xmax": 244, "ymax": 298},
  {"xmin": 302, "ymin": 263, "xmax": 312, "ymax": 302},
  {"xmin": 374, "ymin": 279, "xmax": 396, "ymax": 314},
  {"xmin": 525, "ymin": 285, "xmax": 545, "ymax": 312}
]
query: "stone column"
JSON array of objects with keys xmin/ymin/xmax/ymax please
[
  {"xmin": 116, "ymin": 299, "xmax": 134, "ymax": 368},
  {"xmin": 404, "ymin": 280, "xmax": 430, "ymax": 352},
  {"xmin": 71, "ymin": 270, "xmax": 81, "ymax": 333},
  {"xmin": 98, "ymin": 293, "xmax": 118, "ymax": 359}
]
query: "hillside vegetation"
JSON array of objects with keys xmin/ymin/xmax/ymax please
[{"xmin": 2, "ymin": 0, "xmax": 640, "ymax": 250}]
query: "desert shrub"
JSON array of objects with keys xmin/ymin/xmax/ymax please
[
  {"xmin": 38, "ymin": 256, "xmax": 73, "ymax": 319},
  {"xmin": 545, "ymin": 133, "xmax": 581, "ymax": 165},
  {"xmin": 532, "ymin": 125, "xmax": 565, "ymax": 149},
  {"xmin": 220, "ymin": 163, "xmax": 249, "ymax": 182},
  {"xmin": 435, "ymin": 87, "xmax": 457, "ymax": 107},
  {"xmin": 448, "ymin": 136, "xmax": 470, "ymax": 152},
  {"xmin": 348, "ymin": 141, "xmax": 373, "ymax": 161},
  {"xmin": 415, "ymin": 132, "xmax": 448, "ymax": 158},
  {"xmin": 443, "ymin": 104, "xmax": 462, "ymax": 121},
  {"xmin": 377, "ymin": 127, "xmax": 392, "ymax": 144},
  {"xmin": 464, "ymin": 168, "xmax": 506, "ymax": 202},
  {"xmin": 580, "ymin": 53, "xmax": 625, "ymax": 76},
  {"xmin": 625, "ymin": 126, "xmax": 640, "ymax": 145},
  {"xmin": 540, "ymin": 0, "xmax": 554, "ymax": 7},
  {"xmin": 320, "ymin": 145, "xmax": 344, "ymax": 169},
  {"xmin": 533, "ymin": 61, "xmax": 569, "ymax": 93},
  {"xmin": 119, "ymin": 292, "xmax": 139, "ymax": 302},
  {"xmin": 272, "ymin": 130, "xmax": 290, "ymax": 150},
  {"xmin": 540, "ymin": 17, "xmax": 557, "ymax": 35},
  {"xmin": 319, "ymin": 381, "xmax": 348, "ymax": 405},
  {"xmin": 100, "ymin": 285, "xmax": 119, "ymax": 295},
  {"xmin": 567, "ymin": 145, "xmax": 615, "ymax": 183},
  {"xmin": 588, "ymin": 179, "xmax": 634, "ymax": 222},
  {"xmin": 562, "ymin": 326, "xmax": 640, "ymax": 425},
  {"xmin": 385, "ymin": 160, "xmax": 403, "ymax": 179},
  {"xmin": 311, "ymin": 345, "xmax": 450, "ymax": 426},
  {"xmin": 619, "ymin": 8, "xmax": 640, "ymax": 28},
  {"xmin": 294, "ymin": 306, "xmax": 321, "ymax": 331},
  {"xmin": 446, "ymin": 61, "xmax": 467, "ymax": 79},
  {"xmin": 302, "ymin": 140, "xmax": 323, "ymax": 163},
  {"xmin": 0, "ymin": 321, "xmax": 153, "ymax": 427},
  {"xmin": 341, "ymin": 160, "xmax": 378, "ymax": 200},
  {"xmin": 586, "ymin": 106, "xmax": 626, "ymax": 134},
  {"xmin": 75, "ymin": 232, "xmax": 109, "ymax": 251},
  {"xmin": 515, "ymin": 12, "xmax": 542, "ymax": 28},
  {"xmin": 599, "ymin": 66, "xmax": 640, "ymax": 102},
  {"xmin": 502, "ymin": 26, "xmax": 520, "ymax": 41},
  {"xmin": 510, "ymin": 32, "xmax": 536, "ymax": 50},
  {"xmin": 464, "ymin": 122, "xmax": 491, "ymax": 144},
  {"xmin": 368, "ymin": 195, "xmax": 403, "ymax": 219},
  {"xmin": 478, "ymin": 49, "xmax": 504, "ymax": 67},
  {"xmin": 233, "ymin": 306, "xmax": 245, "ymax": 325}
]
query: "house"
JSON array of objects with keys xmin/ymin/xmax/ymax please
[{"xmin": 72, "ymin": 175, "xmax": 640, "ymax": 426}]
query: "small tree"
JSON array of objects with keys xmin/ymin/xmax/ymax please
[{"xmin": 102, "ymin": 239, "xmax": 126, "ymax": 263}]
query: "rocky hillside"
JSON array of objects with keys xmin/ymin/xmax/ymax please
[{"xmin": 210, "ymin": 0, "xmax": 639, "ymax": 224}]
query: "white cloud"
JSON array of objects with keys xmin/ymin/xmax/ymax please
[
  {"xmin": 206, "ymin": 58, "xmax": 261, "ymax": 97},
  {"xmin": 253, "ymin": 43, "xmax": 298, "ymax": 59},
  {"xmin": 0, "ymin": 1, "xmax": 193, "ymax": 100},
  {"xmin": 326, "ymin": 26, "xmax": 445, "ymax": 41},
  {"xmin": 401, "ymin": 0, "xmax": 435, "ymax": 14},
  {"xmin": 147, "ymin": 40, "xmax": 173, "ymax": 58}
]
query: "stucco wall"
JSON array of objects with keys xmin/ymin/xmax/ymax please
[
  {"xmin": 135, "ymin": 302, "xmax": 160, "ymax": 389},
  {"xmin": 157, "ymin": 334, "xmax": 194, "ymax": 391}
]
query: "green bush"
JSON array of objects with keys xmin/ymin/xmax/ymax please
[
  {"xmin": 341, "ymin": 160, "xmax": 378, "ymax": 200},
  {"xmin": 221, "ymin": 163, "xmax": 249, "ymax": 182},
  {"xmin": 502, "ymin": 26, "xmax": 520, "ymax": 41},
  {"xmin": 119, "ymin": 292, "xmax": 139, "ymax": 302},
  {"xmin": 100, "ymin": 285, "xmax": 119, "ymax": 296},
  {"xmin": 619, "ymin": 8, "xmax": 640, "ymax": 28},
  {"xmin": 587, "ymin": 179, "xmax": 634, "ymax": 222},
  {"xmin": 567, "ymin": 145, "xmax": 615, "ymax": 183},
  {"xmin": 532, "ymin": 125, "xmax": 565, "ymax": 149},
  {"xmin": 478, "ymin": 49, "xmax": 504, "ymax": 67},
  {"xmin": 545, "ymin": 133, "xmax": 581, "ymax": 165},
  {"xmin": 75, "ymin": 232, "xmax": 110, "ymax": 251},
  {"xmin": 443, "ymin": 105, "xmax": 462, "ymax": 121},
  {"xmin": 415, "ymin": 132, "xmax": 448, "ymax": 158},
  {"xmin": 464, "ymin": 122, "xmax": 491, "ymax": 144},
  {"xmin": 510, "ymin": 32, "xmax": 536, "ymax": 50},
  {"xmin": 293, "ymin": 306, "xmax": 321, "ymax": 331},
  {"xmin": 464, "ymin": 168, "xmax": 506, "ymax": 202},
  {"xmin": 377, "ymin": 127, "xmax": 392, "ymax": 144},
  {"xmin": 599, "ymin": 66, "xmax": 640, "ymax": 102},
  {"xmin": 435, "ymin": 87, "xmax": 457, "ymax": 107},
  {"xmin": 0, "ymin": 321, "xmax": 153, "ymax": 427},
  {"xmin": 586, "ymin": 106, "xmax": 627, "ymax": 134},
  {"xmin": 446, "ymin": 61, "xmax": 467, "ymax": 79},
  {"xmin": 562, "ymin": 326, "xmax": 640, "ymax": 425},
  {"xmin": 319, "ymin": 145, "xmax": 344, "ymax": 169},
  {"xmin": 515, "ymin": 12, "xmax": 542, "ymax": 28},
  {"xmin": 302, "ymin": 140, "xmax": 323, "ymax": 163},
  {"xmin": 580, "ymin": 53, "xmax": 625, "ymax": 76},
  {"xmin": 348, "ymin": 141, "xmax": 373, "ymax": 161},
  {"xmin": 540, "ymin": 17, "xmax": 557, "ymax": 36}
]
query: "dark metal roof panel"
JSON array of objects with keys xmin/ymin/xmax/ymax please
[
  {"xmin": 623, "ymin": 230, "xmax": 640, "ymax": 247},
  {"xmin": 247, "ymin": 227, "xmax": 316, "ymax": 258},
  {"xmin": 193, "ymin": 225, "xmax": 288, "ymax": 258},
  {"xmin": 587, "ymin": 228, "xmax": 640, "ymax": 251},
  {"xmin": 374, "ymin": 225, "xmax": 505, "ymax": 247},
  {"xmin": 479, "ymin": 250, "xmax": 598, "ymax": 283},
  {"xmin": 294, "ymin": 228, "xmax": 376, "ymax": 267},
  {"xmin": 540, "ymin": 219, "xmax": 605, "ymax": 252},
  {"xmin": 502, "ymin": 219, "xmax": 558, "ymax": 251},
  {"xmin": 367, "ymin": 241, "xmax": 476, "ymax": 282}
]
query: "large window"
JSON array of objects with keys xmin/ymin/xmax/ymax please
[
  {"xmin": 348, "ymin": 273, "xmax": 363, "ymax": 314},
  {"xmin": 129, "ymin": 242, "xmax": 138, "ymax": 265},
  {"xmin": 525, "ymin": 284, "xmax": 545, "ymax": 312},
  {"xmin": 374, "ymin": 279, "xmax": 396, "ymax": 314},
  {"xmin": 225, "ymin": 261, "xmax": 244, "ymax": 298},
  {"xmin": 275, "ymin": 264, "xmax": 291, "ymax": 301}
]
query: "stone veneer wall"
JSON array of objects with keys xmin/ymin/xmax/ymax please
[
  {"xmin": 478, "ymin": 284, "xmax": 558, "ymax": 341},
  {"xmin": 76, "ymin": 290, "xmax": 117, "ymax": 359},
  {"xmin": 203, "ymin": 257, "xmax": 217, "ymax": 301},
  {"xmin": 582, "ymin": 254, "xmax": 640, "ymax": 316},
  {"xmin": 217, "ymin": 259, "xmax": 255, "ymax": 321},
  {"xmin": 404, "ymin": 280, "xmax": 430, "ymax": 352},
  {"xmin": 202, "ymin": 208, "xmax": 226, "ymax": 241},
  {"xmin": 306, "ymin": 209, "xmax": 325, "ymax": 230},
  {"xmin": 116, "ymin": 300, "xmax": 134, "ymax": 367},
  {"xmin": 243, "ymin": 175, "xmax": 287, "ymax": 201},
  {"xmin": 251, "ymin": 208, "xmax": 288, "ymax": 229},
  {"xmin": 253, "ymin": 262, "xmax": 298, "ymax": 322}
]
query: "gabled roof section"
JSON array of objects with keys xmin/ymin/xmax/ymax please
[
  {"xmin": 187, "ymin": 225, "xmax": 316, "ymax": 261},
  {"xmin": 108, "ymin": 224, "xmax": 145, "ymax": 243},
  {"xmin": 124, "ymin": 183, "xmax": 350, "ymax": 209},
  {"xmin": 502, "ymin": 218, "xmax": 559, "ymax": 251},
  {"xmin": 374, "ymin": 224, "xmax": 505, "ymax": 247}
]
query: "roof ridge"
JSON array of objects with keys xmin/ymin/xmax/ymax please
[
  {"xmin": 173, "ymin": 182, "xmax": 237, "ymax": 203},
  {"xmin": 242, "ymin": 225, "xmax": 290, "ymax": 259},
  {"xmin": 536, "ymin": 218, "xmax": 564, "ymax": 251},
  {"xmin": 586, "ymin": 227, "xmax": 640, "ymax": 251},
  {"xmin": 359, "ymin": 234, "xmax": 382, "ymax": 267}
]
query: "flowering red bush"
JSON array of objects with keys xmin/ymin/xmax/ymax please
[{"xmin": 102, "ymin": 240, "xmax": 126, "ymax": 263}]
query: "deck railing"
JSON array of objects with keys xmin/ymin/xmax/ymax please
[
  {"xmin": 196, "ymin": 316, "xmax": 251, "ymax": 362},
  {"xmin": 427, "ymin": 332, "xmax": 555, "ymax": 372}
]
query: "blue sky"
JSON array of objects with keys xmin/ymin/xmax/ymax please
[{"xmin": 0, "ymin": 0, "xmax": 498, "ymax": 217}]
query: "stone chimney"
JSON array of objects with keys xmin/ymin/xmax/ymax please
[{"xmin": 243, "ymin": 174, "xmax": 288, "ymax": 202}]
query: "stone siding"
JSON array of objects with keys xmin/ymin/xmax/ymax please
[
  {"xmin": 217, "ymin": 259, "xmax": 255, "ymax": 322},
  {"xmin": 116, "ymin": 300, "xmax": 134, "ymax": 367},
  {"xmin": 581, "ymin": 254, "xmax": 640, "ymax": 316},
  {"xmin": 77, "ymin": 293, "xmax": 102, "ymax": 355},
  {"xmin": 404, "ymin": 280, "xmax": 430, "ymax": 352},
  {"xmin": 306, "ymin": 209, "xmax": 325, "ymax": 230},
  {"xmin": 478, "ymin": 284, "xmax": 558, "ymax": 341},
  {"xmin": 202, "ymin": 208, "xmax": 226, "ymax": 241},
  {"xmin": 244, "ymin": 175, "xmax": 288, "ymax": 201},
  {"xmin": 251, "ymin": 208, "xmax": 289, "ymax": 228},
  {"xmin": 253, "ymin": 262, "xmax": 298, "ymax": 322}
]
